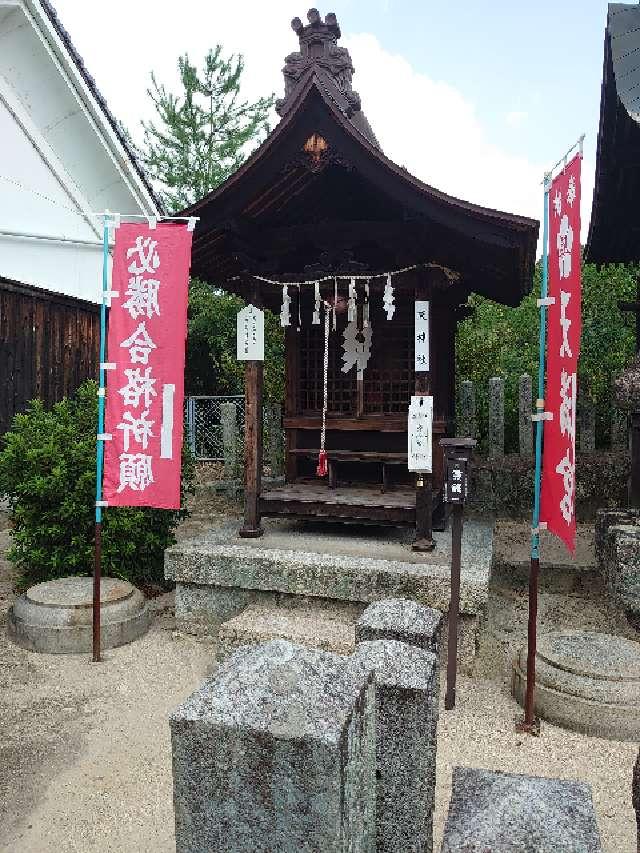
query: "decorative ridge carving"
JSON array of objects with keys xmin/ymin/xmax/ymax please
[{"xmin": 276, "ymin": 8, "xmax": 362, "ymax": 120}]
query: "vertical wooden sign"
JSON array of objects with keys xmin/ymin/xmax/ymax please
[
  {"xmin": 237, "ymin": 304, "xmax": 265, "ymax": 361},
  {"xmin": 415, "ymin": 300, "xmax": 430, "ymax": 371},
  {"xmin": 408, "ymin": 395, "xmax": 433, "ymax": 472}
]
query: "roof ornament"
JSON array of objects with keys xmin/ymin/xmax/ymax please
[{"xmin": 276, "ymin": 9, "xmax": 361, "ymax": 118}]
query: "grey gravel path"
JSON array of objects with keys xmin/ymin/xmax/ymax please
[{"xmin": 0, "ymin": 507, "xmax": 637, "ymax": 852}]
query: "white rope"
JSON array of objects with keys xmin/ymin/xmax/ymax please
[{"xmin": 232, "ymin": 262, "xmax": 424, "ymax": 287}]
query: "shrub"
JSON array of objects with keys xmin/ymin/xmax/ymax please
[{"xmin": 0, "ymin": 381, "xmax": 194, "ymax": 591}]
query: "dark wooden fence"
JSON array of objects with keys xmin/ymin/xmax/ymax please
[{"xmin": 0, "ymin": 278, "xmax": 100, "ymax": 436}]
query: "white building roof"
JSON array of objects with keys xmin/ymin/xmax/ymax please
[{"xmin": 0, "ymin": 0, "xmax": 161, "ymax": 302}]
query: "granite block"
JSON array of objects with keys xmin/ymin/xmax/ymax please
[
  {"xmin": 512, "ymin": 631, "xmax": 640, "ymax": 740},
  {"xmin": 355, "ymin": 597, "xmax": 443, "ymax": 657},
  {"xmin": 594, "ymin": 508, "xmax": 640, "ymax": 623},
  {"xmin": 351, "ymin": 639, "xmax": 439, "ymax": 853},
  {"xmin": 488, "ymin": 376, "xmax": 505, "ymax": 459},
  {"xmin": 633, "ymin": 748, "xmax": 640, "ymax": 853},
  {"xmin": 518, "ymin": 374, "xmax": 533, "ymax": 456},
  {"xmin": 441, "ymin": 767, "xmax": 602, "ymax": 852},
  {"xmin": 170, "ymin": 639, "xmax": 376, "ymax": 853}
]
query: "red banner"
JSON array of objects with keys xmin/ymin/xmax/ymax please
[
  {"xmin": 103, "ymin": 223, "xmax": 193, "ymax": 509},
  {"xmin": 540, "ymin": 154, "xmax": 582, "ymax": 554}
]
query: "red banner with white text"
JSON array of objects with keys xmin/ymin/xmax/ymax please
[
  {"xmin": 540, "ymin": 154, "xmax": 582, "ymax": 555},
  {"xmin": 103, "ymin": 223, "xmax": 193, "ymax": 509}
]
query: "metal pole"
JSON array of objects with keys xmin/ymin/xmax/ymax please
[
  {"xmin": 519, "ymin": 176, "xmax": 551, "ymax": 733},
  {"xmin": 93, "ymin": 212, "xmax": 110, "ymax": 663},
  {"xmin": 445, "ymin": 503, "xmax": 463, "ymax": 710}
]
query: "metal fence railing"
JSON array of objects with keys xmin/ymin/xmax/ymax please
[{"xmin": 185, "ymin": 396, "xmax": 245, "ymax": 461}]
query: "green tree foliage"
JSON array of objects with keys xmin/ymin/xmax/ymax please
[
  {"xmin": 141, "ymin": 46, "xmax": 274, "ymax": 212},
  {"xmin": 140, "ymin": 46, "xmax": 281, "ymax": 398},
  {"xmin": 0, "ymin": 382, "xmax": 194, "ymax": 590},
  {"xmin": 456, "ymin": 262, "xmax": 638, "ymax": 451},
  {"xmin": 186, "ymin": 279, "xmax": 284, "ymax": 401}
]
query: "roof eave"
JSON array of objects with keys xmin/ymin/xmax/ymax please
[{"xmin": 31, "ymin": 0, "xmax": 162, "ymax": 215}]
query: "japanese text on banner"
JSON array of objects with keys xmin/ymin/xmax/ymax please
[
  {"xmin": 540, "ymin": 154, "xmax": 582, "ymax": 555},
  {"xmin": 102, "ymin": 223, "xmax": 193, "ymax": 510}
]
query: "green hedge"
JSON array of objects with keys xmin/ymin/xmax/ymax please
[{"xmin": 0, "ymin": 381, "xmax": 194, "ymax": 591}]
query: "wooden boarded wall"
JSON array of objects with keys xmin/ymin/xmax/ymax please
[{"xmin": 0, "ymin": 278, "xmax": 100, "ymax": 436}]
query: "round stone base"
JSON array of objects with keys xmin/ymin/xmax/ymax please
[
  {"xmin": 512, "ymin": 630, "xmax": 640, "ymax": 741},
  {"xmin": 8, "ymin": 576, "xmax": 150, "ymax": 654}
]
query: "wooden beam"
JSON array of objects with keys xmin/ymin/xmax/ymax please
[{"xmin": 240, "ymin": 282, "xmax": 264, "ymax": 538}]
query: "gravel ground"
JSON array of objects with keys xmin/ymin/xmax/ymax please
[{"xmin": 0, "ymin": 504, "xmax": 638, "ymax": 852}]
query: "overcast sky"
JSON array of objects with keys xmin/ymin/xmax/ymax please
[{"xmin": 53, "ymin": 0, "xmax": 610, "ymax": 240}]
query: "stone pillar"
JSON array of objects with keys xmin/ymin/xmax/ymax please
[
  {"xmin": 355, "ymin": 598, "xmax": 442, "ymax": 853},
  {"xmin": 488, "ymin": 377, "xmax": 504, "ymax": 459},
  {"xmin": 350, "ymin": 640, "xmax": 439, "ymax": 853},
  {"xmin": 614, "ymin": 357, "xmax": 640, "ymax": 507},
  {"xmin": 264, "ymin": 402, "xmax": 284, "ymax": 478},
  {"xmin": 458, "ymin": 380, "xmax": 477, "ymax": 440},
  {"xmin": 220, "ymin": 401, "xmax": 239, "ymax": 482},
  {"xmin": 518, "ymin": 374, "xmax": 533, "ymax": 456},
  {"xmin": 355, "ymin": 597, "xmax": 443, "ymax": 657},
  {"xmin": 633, "ymin": 748, "xmax": 640, "ymax": 853},
  {"xmin": 580, "ymin": 400, "xmax": 596, "ymax": 452},
  {"xmin": 441, "ymin": 768, "xmax": 603, "ymax": 852},
  {"xmin": 612, "ymin": 408, "xmax": 629, "ymax": 451},
  {"xmin": 170, "ymin": 640, "xmax": 376, "ymax": 853}
]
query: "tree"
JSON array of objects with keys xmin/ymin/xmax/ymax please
[
  {"xmin": 456, "ymin": 261, "xmax": 638, "ymax": 451},
  {"xmin": 141, "ymin": 46, "xmax": 274, "ymax": 211},
  {"xmin": 186, "ymin": 279, "xmax": 284, "ymax": 402}
]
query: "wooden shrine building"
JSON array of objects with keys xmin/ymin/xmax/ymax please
[{"xmin": 184, "ymin": 9, "xmax": 539, "ymax": 544}]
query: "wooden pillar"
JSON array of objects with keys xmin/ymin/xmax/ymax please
[
  {"xmin": 240, "ymin": 283, "xmax": 264, "ymax": 538},
  {"xmin": 284, "ymin": 324, "xmax": 298, "ymax": 483},
  {"xmin": 413, "ymin": 277, "xmax": 435, "ymax": 552},
  {"xmin": 356, "ymin": 283, "xmax": 365, "ymax": 417}
]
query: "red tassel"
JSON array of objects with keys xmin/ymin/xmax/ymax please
[{"xmin": 317, "ymin": 450, "xmax": 328, "ymax": 477}]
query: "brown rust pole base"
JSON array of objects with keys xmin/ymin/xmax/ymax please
[
  {"xmin": 516, "ymin": 555, "xmax": 541, "ymax": 735},
  {"xmin": 444, "ymin": 504, "xmax": 463, "ymax": 710},
  {"xmin": 413, "ymin": 474, "xmax": 435, "ymax": 553},
  {"xmin": 239, "ymin": 527, "xmax": 264, "ymax": 539},
  {"xmin": 92, "ymin": 521, "xmax": 102, "ymax": 663}
]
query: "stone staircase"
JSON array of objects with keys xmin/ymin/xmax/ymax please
[{"xmin": 216, "ymin": 599, "xmax": 361, "ymax": 661}]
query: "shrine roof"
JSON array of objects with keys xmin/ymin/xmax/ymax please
[
  {"xmin": 183, "ymin": 10, "xmax": 539, "ymax": 308},
  {"xmin": 587, "ymin": 3, "xmax": 640, "ymax": 264}
]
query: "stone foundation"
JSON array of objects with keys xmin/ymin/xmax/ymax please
[
  {"xmin": 8, "ymin": 576, "xmax": 150, "ymax": 654},
  {"xmin": 512, "ymin": 630, "xmax": 640, "ymax": 741},
  {"xmin": 165, "ymin": 519, "xmax": 492, "ymax": 672},
  {"xmin": 174, "ymin": 582, "xmax": 481, "ymax": 672}
]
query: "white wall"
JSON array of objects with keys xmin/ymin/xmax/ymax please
[
  {"xmin": 0, "ymin": 2, "xmax": 157, "ymax": 303},
  {"xmin": 0, "ymin": 97, "xmax": 105, "ymax": 301}
]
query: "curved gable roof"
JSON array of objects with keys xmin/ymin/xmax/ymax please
[{"xmin": 184, "ymin": 72, "xmax": 538, "ymax": 307}]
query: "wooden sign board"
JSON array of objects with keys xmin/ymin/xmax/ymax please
[
  {"xmin": 414, "ymin": 300, "xmax": 430, "ymax": 372},
  {"xmin": 444, "ymin": 457, "xmax": 469, "ymax": 504},
  {"xmin": 408, "ymin": 395, "xmax": 433, "ymax": 472},
  {"xmin": 237, "ymin": 304, "xmax": 264, "ymax": 361}
]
